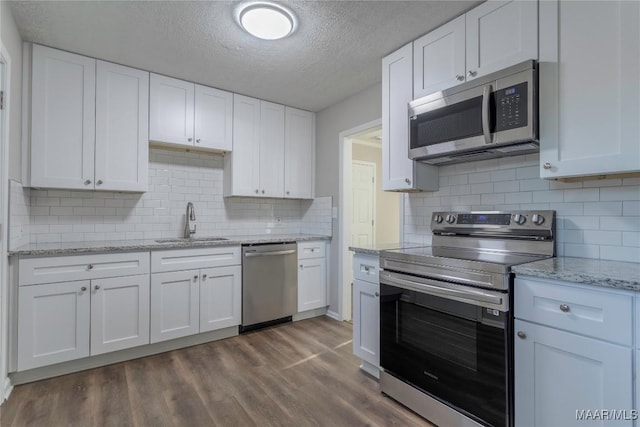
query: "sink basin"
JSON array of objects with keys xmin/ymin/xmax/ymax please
[{"xmin": 155, "ymin": 237, "xmax": 229, "ymax": 243}]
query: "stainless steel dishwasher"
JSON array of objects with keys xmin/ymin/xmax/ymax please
[{"xmin": 241, "ymin": 242, "xmax": 297, "ymax": 332}]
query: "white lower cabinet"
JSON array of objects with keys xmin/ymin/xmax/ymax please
[
  {"xmin": 150, "ymin": 270, "xmax": 200, "ymax": 343},
  {"xmin": 352, "ymin": 279, "xmax": 379, "ymax": 372},
  {"xmin": 297, "ymin": 241, "xmax": 327, "ymax": 313},
  {"xmin": 200, "ymin": 265, "xmax": 242, "ymax": 332}
]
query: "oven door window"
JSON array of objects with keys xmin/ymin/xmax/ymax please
[{"xmin": 380, "ymin": 283, "xmax": 509, "ymax": 427}]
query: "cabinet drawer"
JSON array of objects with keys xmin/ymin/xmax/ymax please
[
  {"xmin": 353, "ymin": 254, "xmax": 380, "ymax": 284},
  {"xmin": 19, "ymin": 252, "xmax": 150, "ymax": 286},
  {"xmin": 151, "ymin": 246, "xmax": 241, "ymax": 273},
  {"xmin": 515, "ymin": 277, "xmax": 633, "ymax": 346},
  {"xmin": 297, "ymin": 241, "xmax": 326, "ymax": 259}
]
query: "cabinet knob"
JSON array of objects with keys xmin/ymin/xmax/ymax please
[
  {"xmin": 196, "ymin": 139, "xmax": 201, "ymax": 143},
  {"xmin": 543, "ymin": 162, "xmax": 552, "ymax": 170},
  {"xmin": 262, "ymin": 190, "xmax": 265, "ymax": 194},
  {"xmin": 194, "ymin": 275, "xmax": 198, "ymax": 280},
  {"xmin": 455, "ymin": 74, "xmax": 464, "ymax": 81},
  {"xmin": 517, "ymin": 331, "xmax": 527, "ymax": 339},
  {"xmin": 467, "ymin": 70, "xmax": 477, "ymax": 77},
  {"xmin": 84, "ymin": 179, "xmax": 92, "ymax": 185},
  {"xmin": 300, "ymin": 264, "xmax": 303, "ymax": 268},
  {"xmin": 559, "ymin": 304, "xmax": 570, "ymax": 313},
  {"xmin": 286, "ymin": 191, "xmax": 290, "ymax": 195},
  {"xmin": 188, "ymin": 138, "xmax": 193, "ymax": 142},
  {"xmin": 255, "ymin": 189, "xmax": 259, "ymax": 194},
  {"xmin": 404, "ymin": 178, "xmax": 411, "ymax": 185},
  {"xmin": 80, "ymin": 286, "xmax": 87, "ymax": 292},
  {"xmin": 88, "ymin": 264, "xmax": 94, "ymax": 270},
  {"xmin": 95, "ymin": 285, "xmax": 100, "ymax": 290},
  {"xmin": 202, "ymin": 274, "xmax": 207, "ymax": 280},
  {"xmin": 96, "ymin": 180, "xmax": 103, "ymax": 185},
  {"xmin": 374, "ymin": 292, "xmax": 380, "ymax": 297}
]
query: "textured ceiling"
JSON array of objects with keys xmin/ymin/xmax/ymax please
[{"xmin": 9, "ymin": 0, "xmax": 480, "ymax": 112}]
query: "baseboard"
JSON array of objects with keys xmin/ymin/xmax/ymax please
[
  {"xmin": 2, "ymin": 376, "xmax": 12, "ymax": 403},
  {"xmin": 326, "ymin": 310, "xmax": 340, "ymax": 321},
  {"xmin": 292, "ymin": 307, "xmax": 327, "ymax": 322}
]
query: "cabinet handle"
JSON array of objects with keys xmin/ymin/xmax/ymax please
[
  {"xmin": 84, "ymin": 179, "xmax": 91, "ymax": 185},
  {"xmin": 188, "ymin": 138, "xmax": 193, "ymax": 142},
  {"xmin": 196, "ymin": 138, "xmax": 201, "ymax": 143},
  {"xmin": 193, "ymin": 275, "xmax": 198, "ymax": 280},
  {"xmin": 80, "ymin": 286, "xmax": 87, "ymax": 292},
  {"xmin": 467, "ymin": 70, "xmax": 477, "ymax": 77},
  {"xmin": 374, "ymin": 292, "xmax": 380, "ymax": 297},
  {"xmin": 202, "ymin": 274, "xmax": 207, "ymax": 280},
  {"xmin": 455, "ymin": 74, "xmax": 464, "ymax": 81},
  {"xmin": 96, "ymin": 180, "xmax": 103, "ymax": 185},
  {"xmin": 95, "ymin": 285, "xmax": 100, "ymax": 290},
  {"xmin": 404, "ymin": 178, "xmax": 411, "ymax": 185},
  {"xmin": 517, "ymin": 331, "xmax": 526, "ymax": 339},
  {"xmin": 559, "ymin": 304, "xmax": 570, "ymax": 313},
  {"xmin": 88, "ymin": 264, "xmax": 94, "ymax": 270},
  {"xmin": 543, "ymin": 162, "xmax": 552, "ymax": 170}
]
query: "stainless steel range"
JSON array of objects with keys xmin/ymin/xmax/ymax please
[{"xmin": 379, "ymin": 210, "xmax": 555, "ymax": 427}]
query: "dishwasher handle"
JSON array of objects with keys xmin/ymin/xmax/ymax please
[{"xmin": 244, "ymin": 249, "xmax": 296, "ymax": 257}]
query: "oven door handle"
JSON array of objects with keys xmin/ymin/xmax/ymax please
[{"xmin": 380, "ymin": 271, "xmax": 505, "ymax": 309}]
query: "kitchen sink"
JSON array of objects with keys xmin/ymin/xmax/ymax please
[{"xmin": 155, "ymin": 237, "xmax": 229, "ymax": 243}]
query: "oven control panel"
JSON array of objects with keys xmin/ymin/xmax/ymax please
[{"xmin": 432, "ymin": 210, "xmax": 555, "ymax": 234}]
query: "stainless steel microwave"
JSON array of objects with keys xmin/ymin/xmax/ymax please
[{"xmin": 409, "ymin": 60, "xmax": 538, "ymax": 165}]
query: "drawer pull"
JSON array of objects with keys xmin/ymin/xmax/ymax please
[
  {"xmin": 202, "ymin": 274, "xmax": 207, "ymax": 280},
  {"xmin": 80, "ymin": 286, "xmax": 87, "ymax": 292},
  {"xmin": 517, "ymin": 331, "xmax": 527, "ymax": 339},
  {"xmin": 87, "ymin": 264, "xmax": 94, "ymax": 270},
  {"xmin": 194, "ymin": 275, "xmax": 198, "ymax": 280},
  {"xmin": 374, "ymin": 291, "xmax": 380, "ymax": 297},
  {"xmin": 95, "ymin": 285, "xmax": 100, "ymax": 290},
  {"xmin": 559, "ymin": 304, "xmax": 570, "ymax": 313}
]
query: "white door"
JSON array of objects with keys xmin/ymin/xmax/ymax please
[
  {"xmin": 284, "ymin": 107, "xmax": 314, "ymax": 199},
  {"xmin": 94, "ymin": 61, "xmax": 149, "ymax": 192},
  {"xmin": 31, "ymin": 45, "xmax": 96, "ymax": 189},
  {"xmin": 90, "ymin": 274, "xmax": 150, "ymax": 356},
  {"xmin": 515, "ymin": 319, "xmax": 633, "ymax": 427},
  {"xmin": 149, "ymin": 73, "xmax": 194, "ymax": 146},
  {"xmin": 194, "ymin": 84, "xmax": 233, "ymax": 151},
  {"xmin": 298, "ymin": 258, "xmax": 327, "ymax": 312},
  {"xmin": 351, "ymin": 161, "xmax": 375, "ymax": 247},
  {"xmin": 352, "ymin": 279, "xmax": 379, "ymax": 367},
  {"xmin": 259, "ymin": 101, "xmax": 285, "ymax": 197},
  {"xmin": 18, "ymin": 281, "xmax": 90, "ymax": 370},
  {"xmin": 413, "ymin": 15, "xmax": 466, "ymax": 98},
  {"xmin": 539, "ymin": 0, "xmax": 640, "ymax": 178},
  {"xmin": 150, "ymin": 270, "xmax": 200, "ymax": 343},
  {"xmin": 465, "ymin": 0, "xmax": 538, "ymax": 80},
  {"xmin": 227, "ymin": 94, "xmax": 261, "ymax": 196},
  {"xmin": 199, "ymin": 265, "xmax": 241, "ymax": 332}
]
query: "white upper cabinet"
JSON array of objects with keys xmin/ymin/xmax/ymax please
[
  {"xmin": 465, "ymin": 0, "xmax": 538, "ymax": 80},
  {"xmin": 539, "ymin": 0, "xmax": 640, "ymax": 178},
  {"xmin": 95, "ymin": 61, "xmax": 149, "ymax": 192},
  {"xmin": 413, "ymin": 15, "xmax": 466, "ymax": 99},
  {"xmin": 414, "ymin": 0, "xmax": 538, "ymax": 98},
  {"xmin": 259, "ymin": 101, "xmax": 285, "ymax": 197},
  {"xmin": 225, "ymin": 94, "xmax": 261, "ymax": 197},
  {"xmin": 382, "ymin": 43, "xmax": 438, "ymax": 192},
  {"xmin": 29, "ymin": 45, "xmax": 148, "ymax": 192},
  {"xmin": 149, "ymin": 74, "xmax": 233, "ymax": 152},
  {"xmin": 284, "ymin": 107, "xmax": 315, "ymax": 199},
  {"xmin": 31, "ymin": 45, "xmax": 96, "ymax": 190}
]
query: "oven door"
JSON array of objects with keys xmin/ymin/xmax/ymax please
[{"xmin": 379, "ymin": 270, "xmax": 512, "ymax": 427}]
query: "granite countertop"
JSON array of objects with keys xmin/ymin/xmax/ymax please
[
  {"xmin": 348, "ymin": 242, "xmax": 425, "ymax": 255},
  {"xmin": 513, "ymin": 257, "xmax": 640, "ymax": 291},
  {"xmin": 9, "ymin": 234, "xmax": 331, "ymax": 257}
]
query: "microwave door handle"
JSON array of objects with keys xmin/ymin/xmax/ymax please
[{"xmin": 482, "ymin": 84, "xmax": 492, "ymax": 144}]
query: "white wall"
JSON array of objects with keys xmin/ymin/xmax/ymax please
[
  {"xmin": 404, "ymin": 154, "xmax": 640, "ymax": 263},
  {"xmin": 315, "ymin": 83, "xmax": 381, "ymax": 314}
]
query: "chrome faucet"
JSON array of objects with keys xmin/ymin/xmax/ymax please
[{"xmin": 184, "ymin": 202, "xmax": 196, "ymax": 238}]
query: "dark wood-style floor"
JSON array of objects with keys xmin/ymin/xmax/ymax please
[{"xmin": 1, "ymin": 317, "xmax": 433, "ymax": 426}]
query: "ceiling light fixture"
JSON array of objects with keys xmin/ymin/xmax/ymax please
[{"xmin": 236, "ymin": 2, "xmax": 297, "ymax": 40}]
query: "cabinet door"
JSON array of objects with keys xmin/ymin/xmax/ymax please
[
  {"xmin": 352, "ymin": 279, "xmax": 379, "ymax": 367},
  {"xmin": 199, "ymin": 265, "xmax": 241, "ymax": 332},
  {"xmin": 194, "ymin": 84, "xmax": 233, "ymax": 151},
  {"xmin": 382, "ymin": 43, "xmax": 438, "ymax": 192},
  {"xmin": 259, "ymin": 101, "xmax": 285, "ymax": 198},
  {"xmin": 226, "ymin": 94, "xmax": 261, "ymax": 196},
  {"xmin": 149, "ymin": 74, "xmax": 195, "ymax": 146},
  {"xmin": 31, "ymin": 45, "xmax": 96, "ymax": 189},
  {"xmin": 90, "ymin": 274, "xmax": 150, "ymax": 356},
  {"xmin": 284, "ymin": 107, "xmax": 314, "ymax": 199},
  {"xmin": 298, "ymin": 258, "xmax": 326, "ymax": 312},
  {"xmin": 18, "ymin": 281, "xmax": 90, "ymax": 370},
  {"xmin": 95, "ymin": 61, "xmax": 149, "ymax": 192},
  {"xmin": 514, "ymin": 320, "xmax": 633, "ymax": 427},
  {"xmin": 539, "ymin": 0, "xmax": 640, "ymax": 178},
  {"xmin": 150, "ymin": 270, "xmax": 200, "ymax": 343},
  {"xmin": 413, "ymin": 15, "xmax": 466, "ymax": 98},
  {"xmin": 465, "ymin": 0, "xmax": 538, "ymax": 80}
]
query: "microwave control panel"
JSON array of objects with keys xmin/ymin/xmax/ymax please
[{"xmin": 494, "ymin": 82, "xmax": 528, "ymax": 131}]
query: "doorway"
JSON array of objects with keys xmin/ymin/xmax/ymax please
[
  {"xmin": 0, "ymin": 43, "xmax": 10, "ymax": 402},
  {"xmin": 338, "ymin": 122, "xmax": 401, "ymax": 322}
]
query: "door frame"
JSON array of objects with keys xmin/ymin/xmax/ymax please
[
  {"xmin": 351, "ymin": 159, "xmax": 377, "ymax": 246},
  {"xmin": 0, "ymin": 41, "xmax": 12, "ymax": 401}
]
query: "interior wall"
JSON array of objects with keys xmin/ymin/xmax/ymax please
[
  {"xmin": 352, "ymin": 142, "xmax": 400, "ymax": 244},
  {"xmin": 0, "ymin": 2, "xmax": 22, "ymax": 181},
  {"xmin": 315, "ymin": 83, "xmax": 381, "ymax": 315}
]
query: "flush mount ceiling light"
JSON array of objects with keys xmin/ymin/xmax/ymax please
[{"xmin": 236, "ymin": 2, "xmax": 297, "ymax": 40}]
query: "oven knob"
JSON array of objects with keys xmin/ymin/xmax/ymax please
[
  {"xmin": 434, "ymin": 215, "xmax": 444, "ymax": 224},
  {"xmin": 532, "ymin": 214, "xmax": 545, "ymax": 225},
  {"xmin": 446, "ymin": 214, "xmax": 456, "ymax": 224},
  {"xmin": 513, "ymin": 214, "xmax": 526, "ymax": 225}
]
